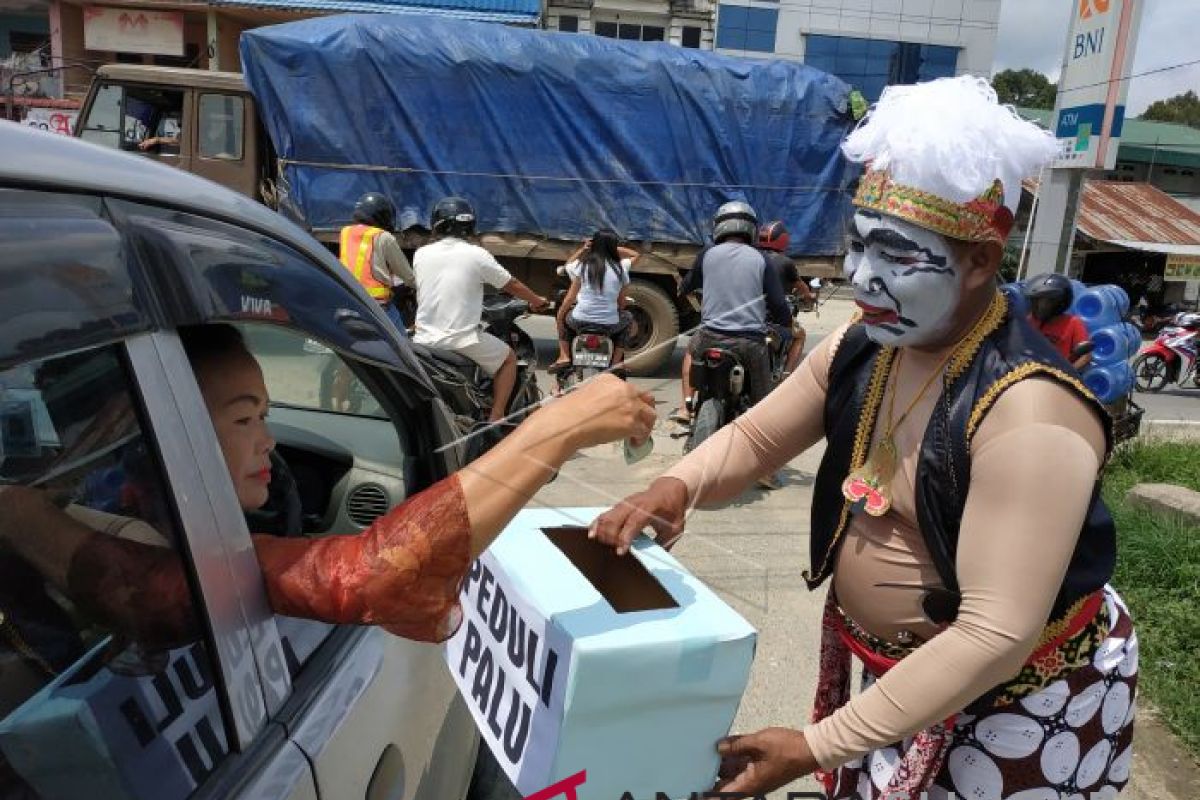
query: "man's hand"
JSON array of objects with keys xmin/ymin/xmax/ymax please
[
  {"xmin": 589, "ymin": 477, "xmax": 688, "ymax": 556},
  {"xmin": 138, "ymin": 137, "xmax": 157, "ymax": 151},
  {"xmin": 715, "ymin": 728, "xmax": 817, "ymax": 795},
  {"xmin": 530, "ymin": 295, "xmax": 551, "ymax": 313}
]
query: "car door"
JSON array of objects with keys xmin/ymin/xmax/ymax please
[
  {"xmin": 106, "ymin": 197, "xmax": 478, "ymax": 800},
  {"xmin": 0, "ymin": 187, "xmax": 316, "ymax": 800}
]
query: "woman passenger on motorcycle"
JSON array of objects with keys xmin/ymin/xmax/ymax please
[{"xmin": 551, "ymin": 229, "xmax": 641, "ymax": 373}]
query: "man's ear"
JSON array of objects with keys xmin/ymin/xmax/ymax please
[{"xmin": 962, "ymin": 241, "xmax": 1002, "ymax": 292}]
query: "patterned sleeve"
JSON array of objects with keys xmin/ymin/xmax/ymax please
[{"xmin": 253, "ymin": 474, "xmax": 472, "ymax": 642}]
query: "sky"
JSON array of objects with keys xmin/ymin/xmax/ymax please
[{"xmin": 992, "ymin": 0, "xmax": 1198, "ymax": 116}]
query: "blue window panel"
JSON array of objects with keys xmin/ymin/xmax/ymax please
[
  {"xmin": 717, "ymin": 5, "xmax": 777, "ymax": 52},
  {"xmin": 719, "ymin": 5, "xmax": 747, "ymax": 27},
  {"xmin": 715, "ymin": 24, "xmax": 746, "ymax": 50},
  {"xmin": 745, "ymin": 7, "xmax": 778, "ymax": 33},
  {"xmin": 803, "ymin": 34, "xmax": 956, "ymax": 101},
  {"xmin": 806, "ymin": 34, "xmax": 838, "ymax": 57},
  {"xmin": 745, "ymin": 27, "xmax": 777, "ymax": 52},
  {"xmin": 923, "ymin": 44, "xmax": 959, "ymax": 67}
]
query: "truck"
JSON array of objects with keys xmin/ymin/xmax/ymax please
[{"xmin": 73, "ymin": 13, "xmax": 860, "ymax": 374}]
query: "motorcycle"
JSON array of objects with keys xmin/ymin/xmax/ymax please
[
  {"xmin": 1132, "ymin": 312, "xmax": 1200, "ymax": 393},
  {"xmin": 412, "ymin": 295, "xmax": 543, "ymax": 458},
  {"xmin": 683, "ymin": 337, "xmax": 782, "ymax": 454}
]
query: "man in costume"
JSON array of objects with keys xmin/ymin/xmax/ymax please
[{"xmin": 591, "ymin": 76, "xmax": 1137, "ymax": 799}]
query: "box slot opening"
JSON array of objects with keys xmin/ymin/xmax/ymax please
[{"xmin": 542, "ymin": 526, "xmax": 678, "ymax": 613}]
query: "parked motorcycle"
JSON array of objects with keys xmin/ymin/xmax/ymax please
[
  {"xmin": 1132, "ymin": 312, "xmax": 1200, "ymax": 393},
  {"xmin": 412, "ymin": 295, "xmax": 543, "ymax": 458}
]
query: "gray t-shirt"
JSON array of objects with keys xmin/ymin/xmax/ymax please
[{"xmin": 566, "ymin": 257, "xmax": 632, "ymax": 325}]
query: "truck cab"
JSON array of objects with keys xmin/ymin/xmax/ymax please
[{"xmin": 75, "ymin": 64, "xmax": 267, "ymax": 201}]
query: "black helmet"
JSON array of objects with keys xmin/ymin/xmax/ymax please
[
  {"xmin": 1024, "ymin": 273, "xmax": 1073, "ymax": 322},
  {"xmin": 352, "ymin": 192, "xmax": 395, "ymax": 231},
  {"xmin": 713, "ymin": 200, "xmax": 758, "ymax": 244},
  {"xmin": 431, "ymin": 196, "xmax": 476, "ymax": 238}
]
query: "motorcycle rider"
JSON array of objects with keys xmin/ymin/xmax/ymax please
[
  {"xmin": 671, "ymin": 201, "xmax": 791, "ymax": 424},
  {"xmin": 759, "ymin": 220, "xmax": 815, "ymax": 376},
  {"xmin": 339, "ymin": 192, "xmax": 415, "ymax": 334},
  {"xmin": 413, "ymin": 197, "xmax": 548, "ymax": 423},
  {"xmin": 551, "ymin": 228, "xmax": 642, "ymax": 373},
  {"xmin": 1024, "ymin": 273, "xmax": 1093, "ymax": 369}
]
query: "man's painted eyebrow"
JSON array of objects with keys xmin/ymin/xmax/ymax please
[{"xmin": 864, "ymin": 227, "xmax": 922, "ymax": 251}]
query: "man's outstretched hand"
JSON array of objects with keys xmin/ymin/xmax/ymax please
[
  {"xmin": 715, "ymin": 728, "xmax": 817, "ymax": 796},
  {"xmin": 588, "ymin": 476, "xmax": 688, "ymax": 556}
]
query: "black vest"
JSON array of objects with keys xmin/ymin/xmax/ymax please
[{"xmin": 808, "ymin": 296, "xmax": 1117, "ymax": 624}]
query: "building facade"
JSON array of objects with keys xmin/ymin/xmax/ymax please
[
  {"xmin": 544, "ymin": 0, "xmax": 1000, "ymax": 101},
  {"xmin": 543, "ymin": 0, "xmax": 716, "ymax": 50}
]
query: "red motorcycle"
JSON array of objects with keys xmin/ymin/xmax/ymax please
[{"xmin": 1132, "ymin": 312, "xmax": 1200, "ymax": 392}]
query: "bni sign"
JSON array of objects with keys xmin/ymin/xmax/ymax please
[{"xmin": 1051, "ymin": 0, "xmax": 1144, "ymax": 170}]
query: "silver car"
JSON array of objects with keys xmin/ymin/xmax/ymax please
[{"xmin": 0, "ymin": 123, "xmax": 477, "ymax": 800}]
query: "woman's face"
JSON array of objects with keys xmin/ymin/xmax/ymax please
[{"xmin": 196, "ymin": 350, "xmax": 275, "ymax": 511}]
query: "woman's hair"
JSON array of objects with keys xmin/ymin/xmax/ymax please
[
  {"xmin": 581, "ymin": 229, "xmax": 623, "ymax": 292},
  {"xmin": 178, "ymin": 324, "xmax": 249, "ymax": 374}
]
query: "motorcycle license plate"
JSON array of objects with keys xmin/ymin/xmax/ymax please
[{"xmin": 574, "ymin": 351, "xmax": 611, "ymax": 368}]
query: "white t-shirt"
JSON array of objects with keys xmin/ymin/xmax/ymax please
[
  {"xmin": 566, "ymin": 257, "xmax": 632, "ymax": 326},
  {"xmin": 413, "ymin": 238, "xmax": 513, "ymax": 347}
]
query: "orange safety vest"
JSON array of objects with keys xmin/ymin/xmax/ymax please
[{"xmin": 339, "ymin": 224, "xmax": 393, "ymax": 302}]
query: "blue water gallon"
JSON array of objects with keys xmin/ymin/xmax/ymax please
[
  {"xmin": 1075, "ymin": 285, "xmax": 1130, "ymax": 329},
  {"xmin": 1001, "ymin": 282, "xmax": 1029, "ymax": 315},
  {"xmin": 1069, "ymin": 279, "xmax": 1088, "ymax": 313},
  {"xmin": 1122, "ymin": 322, "xmax": 1143, "ymax": 359},
  {"xmin": 1082, "ymin": 361, "xmax": 1134, "ymax": 404},
  {"xmin": 1090, "ymin": 324, "xmax": 1137, "ymax": 365}
]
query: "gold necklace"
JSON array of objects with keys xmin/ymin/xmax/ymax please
[{"xmin": 842, "ymin": 346, "xmax": 957, "ymax": 516}]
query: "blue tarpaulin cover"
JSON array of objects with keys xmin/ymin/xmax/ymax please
[{"xmin": 241, "ymin": 14, "xmax": 859, "ymax": 255}]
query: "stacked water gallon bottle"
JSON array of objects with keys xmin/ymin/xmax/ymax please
[{"xmin": 1000, "ymin": 280, "xmax": 1139, "ymax": 405}]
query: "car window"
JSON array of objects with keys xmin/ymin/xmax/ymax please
[
  {"xmin": 0, "ymin": 344, "xmax": 234, "ymax": 799},
  {"xmin": 198, "ymin": 94, "xmax": 244, "ymax": 161},
  {"xmin": 241, "ymin": 326, "xmax": 387, "ymax": 420}
]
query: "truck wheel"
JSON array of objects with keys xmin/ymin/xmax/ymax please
[{"xmin": 623, "ymin": 280, "xmax": 678, "ymax": 376}]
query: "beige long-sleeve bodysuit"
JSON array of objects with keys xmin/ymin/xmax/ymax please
[{"xmin": 664, "ymin": 323, "xmax": 1107, "ymax": 770}]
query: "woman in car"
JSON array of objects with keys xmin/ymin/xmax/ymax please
[{"xmin": 0, "ymin": 324, "xmax": 656, "ymax": 646}]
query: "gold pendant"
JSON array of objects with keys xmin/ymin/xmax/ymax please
[{"xmin": 841, "ymin": 437, "xmax": 898, "ymax": 517}]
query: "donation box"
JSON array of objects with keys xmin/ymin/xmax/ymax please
[{"xmin": 445, "ymin": 507, "xmax": 757, "ymax": 800}]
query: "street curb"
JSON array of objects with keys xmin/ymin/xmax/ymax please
[{"xmin": 1138, "ymin": 420, "xmax": 1200, "ymax": 440}]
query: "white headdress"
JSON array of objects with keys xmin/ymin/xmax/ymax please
[{"xmin": 841, "ymin": 76, "xmax": 1060, "ymax": 243}]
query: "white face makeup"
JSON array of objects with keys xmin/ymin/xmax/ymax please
[{"xmin": 843, "ymin": 211, "xmax": 962, "ymax": 347}]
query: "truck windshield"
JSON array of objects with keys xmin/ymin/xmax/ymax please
[{"xmin": 79, "ymin": 83, "xmax": 183, "ymax": 155}]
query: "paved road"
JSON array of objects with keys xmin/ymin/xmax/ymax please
[{"xmin": 520, "ymin": 296, "xmax": 1193, "ymax": 798}]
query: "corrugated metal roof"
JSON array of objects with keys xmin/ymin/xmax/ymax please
[
  {"xmin": 1025, "ymin": 178, "xmax": 1200, "ymax": 254},
  {"xmin": 211, "ymin": 0, "xmax": 538, "ymax": 22}
]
